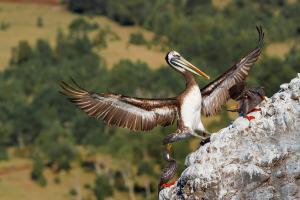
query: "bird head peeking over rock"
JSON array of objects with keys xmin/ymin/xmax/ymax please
[{"xmin": 228, "ymin": 82, "xmax": 266, "ymax": 119}]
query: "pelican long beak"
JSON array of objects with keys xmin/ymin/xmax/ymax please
[{"xmin": 171, "ymin": 56, "xmax": 210, "ymax": 79}]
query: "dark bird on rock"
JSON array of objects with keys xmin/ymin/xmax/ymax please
[
  {"xmin": 158, "ymin": 144, "xmax": 177, "ymax": 190},
  {"xmin": 228, "ymin": 83, "xmax": 266, "ymax": 120}
]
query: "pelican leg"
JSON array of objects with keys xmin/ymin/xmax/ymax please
[
  {"xmin": 193, "ymin": 129, "xmax": 211, "ymax": 146},
  {"xmin": 194, "ymin": 129, "xmax": 210, "ymax": 138},
  {"xmin": 162, "ymin": 131, "xmax": 192, "ymax": 145}
]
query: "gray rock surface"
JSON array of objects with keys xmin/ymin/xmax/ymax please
[{"xmin": 160, "ymin": 74, "xmax": 300, "ymax": 200}]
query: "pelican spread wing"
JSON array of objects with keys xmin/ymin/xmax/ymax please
[
  {"xmin": 60, "ymin": 81, "xmax": 178, "ymax": 131},
  {"xmin": 201, "ymin": 26, "xmax": 264, "ymax": 116}
]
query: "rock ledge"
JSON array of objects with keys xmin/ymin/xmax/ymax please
[{"xmin": 160, "ymin": 74, "xmax": 300, "ymax": 200}]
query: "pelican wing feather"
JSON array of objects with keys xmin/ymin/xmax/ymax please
[
  {"xmin": 201, "ymin": 26, "xmax": 264, "ymax": 116},
  {"xmin": 60, "ymin": 81, "xmax": 178, "ymax": 131}
]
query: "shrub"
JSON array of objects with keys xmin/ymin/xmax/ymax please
[
  {"xmin": 93, "ymin": 175, "xmax": 113, "ymax": 200},
  {"xmin": 129, "ymin": 32, "xmax": 147, "ymax": 45},
  {"xmin": 36, "ymin": 17, "xmax": 44, "ymax": 28},
  {"xmin": 0, "ymin": 21, "xmax": 10, "ymax": 31},
  {"xmin": 31, "ymin": 157, "xmax": 47, "ymax": 187},
  {"xmin": 69, "ymin": 187, "xmax": 78, "ymax": 196},
  {"xmin": 53, "ymin": 176, "xmax": 61, "ymax": 184}
]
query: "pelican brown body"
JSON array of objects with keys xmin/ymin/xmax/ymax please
[{"xmin": 60, "ymin": 26, "xmax": 264, "ymax": 191}]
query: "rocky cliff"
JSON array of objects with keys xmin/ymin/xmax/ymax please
[{"xmin": 160, "ymin": 74, "xmax": 300, "ymax": 200}]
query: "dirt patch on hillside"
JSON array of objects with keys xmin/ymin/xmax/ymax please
[
  {"xmin": 0, "ymin": 164, "xmax": 31, "ymax": 176},
  {"xmin": 0, "ymin": 0, "xmax": 60, "ymax": 6}
]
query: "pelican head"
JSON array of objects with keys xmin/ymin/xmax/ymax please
[{"xmin": 165, "ymin": 51, "xmax": 210, "ymax": 79}]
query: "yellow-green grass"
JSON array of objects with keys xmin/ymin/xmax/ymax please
[
  {"xmin": 212, "ymin": 0, "xmax": 297, "ymax": 9},
  {"xmin": 266, "ymin": 39, "xmax": 298, "ymax": 59},
  {"xmin": 0, "ymin": 163, "xmax": 92, "ymax": 200},
  {"xmin": 0, "ymin": 2, "xmax": 166, "ymax": 71},
  {"xmin": 212, "ymin": 0, "xmax": 231, "ymax": 9},
  {"xmin": 0, "ymin": 154, "xmax": 149, "ymax": 200}
]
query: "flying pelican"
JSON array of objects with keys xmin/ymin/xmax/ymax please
[
  {"xmin": 60, "ymin": 26, "xmax": 264, "ymax": 190},
  {"xmin": 60, "ymin": 26, "xmax": 264, "ymax": 146}
]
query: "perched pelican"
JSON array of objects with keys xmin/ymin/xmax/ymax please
[
  {"xmin": 60, "ymin": 26, "xmax": 264, "ymax": 145},
  {"xmin": 227, "ymin": 83, "xmax": 266, "ymax": 120}
]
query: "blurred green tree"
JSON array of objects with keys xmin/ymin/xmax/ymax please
[
  {"xmin": 34, "ymin": 122, "xmax": 77, "ymax": 172},
  {"xmin": 10, "ymin": 41, "xmax": 33, "ymax": 65},
  {"xmin": 129, "ymin": 32, "xmax": 147, "ymax": 45},
  {"xmin": 94, "ymin": 175, "xmax": 114, "ymax": 200},
  {"xmin": 31, "ymin": 152, "xmax": 47, "ymax": 187}
]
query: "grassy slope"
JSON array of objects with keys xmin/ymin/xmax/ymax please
[
  {"xmin": 212, "ymin": 0, "xmax": 231, "ymax": 9},
  {"xmin": 0, "ymin": 153, "xmax": 146, "ymax": 200},
  {"xmin": 0, "ymin": 159, "xmax": 95, "ymax": 200},
  {"xmin": 266, "ymin": 40, "xmax": 296, "ymax": 59},
  {"xmin": 0, "ymin": 1, "xmax": 166, "ymax": 70}
]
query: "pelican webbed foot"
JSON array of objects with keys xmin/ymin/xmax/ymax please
[
  {"xmin": 193, "ymin": 129, "xmax": 211, "ymax": 146},
  {"xmin": 199, "ymin": 136, "xmax": 210, "ymax": 146}
]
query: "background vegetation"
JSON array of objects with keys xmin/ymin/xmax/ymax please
[{"xmin": 0, "ymin": 0, "xmax": 299, "ymax": 199}]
